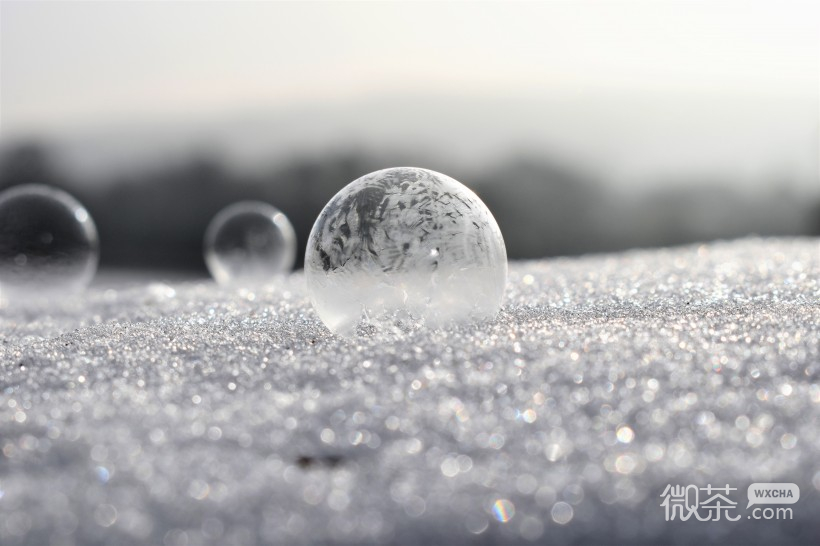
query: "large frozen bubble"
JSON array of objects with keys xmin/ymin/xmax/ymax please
[{"xmin": 305, "ymin": 167, "xmax": 507, "ymax": 336}]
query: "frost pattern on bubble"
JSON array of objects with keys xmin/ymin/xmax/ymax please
[
  {"xmin": 204, "ymin": 201, "xmax": 297, "ymax": 286},
  {"xmin": 305, "ymin": 167, "xmax": 507, "ymax": 335},
  {"xmin": 0, "ymin": 184, "xmax": 98, "ymax": 301}
]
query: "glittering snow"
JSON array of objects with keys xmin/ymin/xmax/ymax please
[{"xmin": 0, "ymin": 238, "xmax": 818, "ymax": 545}]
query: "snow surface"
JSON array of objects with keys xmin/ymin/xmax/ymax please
[{"xmin": 0, "ymin": 238, "xmax": 818, "ymax": 545}]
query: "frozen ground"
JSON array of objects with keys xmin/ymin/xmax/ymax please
[{"xmin": 0, "ymin": 238, "xmax": 818, "ymax": 545}]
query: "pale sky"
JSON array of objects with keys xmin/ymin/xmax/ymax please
[
  {"xmin": 0, "ymin": 1, "xmax": 818, "ymax": 188},
  {"xmin": 2, "ymin": 0, "xmax": 817, "ymax": 134}
]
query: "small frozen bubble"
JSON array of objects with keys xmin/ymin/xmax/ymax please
[
  {"xmin": 0, "ymin": 184, "xmax": 98, "ymax": 301},
  {"xmin": 305, "ymin": 167, "xmax": 507, "ymax": 336},
  {"xmin": 204, "ymin": 201, "xmax": 296, "ymax": 286}
]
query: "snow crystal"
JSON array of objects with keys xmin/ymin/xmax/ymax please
[{"xmin": 0, "ymin": 238, "xmax": 818, "ymax": 544}]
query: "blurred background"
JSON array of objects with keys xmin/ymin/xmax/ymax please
[{"xmin": 1, "ymin": 1, "xmax": 818, "ymax": 273}]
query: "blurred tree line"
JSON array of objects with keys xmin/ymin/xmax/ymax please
[{"xmin": 1, "ymin": 143, "xmax": 817, "ymax": 272}]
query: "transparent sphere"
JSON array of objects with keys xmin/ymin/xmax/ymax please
[
  {"xmin": 305, "ymin": 167, "xmax": 507, "ymax": 336},
  {"xmin": 204, "ymin": 201, "xmax": 297, "ymax": 286},
  {"xmin": 0, "ymin": 184, "xmax": 99, "ymax": 301}
]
